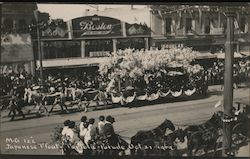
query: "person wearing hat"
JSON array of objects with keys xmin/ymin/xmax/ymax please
[{"xmin": 103, "ymin": 116, "xmax": 118, "ymax": 146}]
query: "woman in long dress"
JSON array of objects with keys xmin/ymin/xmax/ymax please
[{"xmin": 62, "ymin": 121, "xmax": 84, "ymax": 155}]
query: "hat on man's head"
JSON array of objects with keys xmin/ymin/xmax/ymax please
[
  {"xmin": 68, "ymin": 121, "xmax": 75, "ymax": 128},
  {"xmin": 111, "ymin": 116, "xmax": 115, "ymax": 123},
  {"xmin": 64, "ymin": 120, "xmax": 71, "ymax": 126},
  {"xmin": 106, "ymin": 115, "xmax": 115, "ymax": 123},
  {"xmin": 81, "ymin": 116, "xmax": 87, "ymax": 122},
  {"xmin": 99, "ymin": 115, "xmax": 105, "ymax": 121},
  {"xmin": 106, "ymin": 115, "xmax": 112, "ymax": 122},
  {"xmin": 89, "ymin": 118, "xmax": 95, "ymax": 125}
]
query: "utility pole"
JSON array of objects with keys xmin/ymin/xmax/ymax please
[
  {"xmin": 222, "ymin": 12, "xmax": 235, "ymax": 157},
  {"xmin": 34, "ymin": 10, "xmax": 44, "ymax": 88}
]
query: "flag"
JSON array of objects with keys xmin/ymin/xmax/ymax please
[
  {"xmin": 214, "ymin": 100, "xmax": 222, "ymax": 108},
  {"xmin": 198, "ymin": 8, "xmax": 202, "ymax": 24},
  {"xmin": 198, "ymin": 7, "xmax": 203, "ymax": 30},
  {"xmin": 158, "ymin": 10, "xmax": 163, "ymax": 19},
  {"xmin": 188, "ymin": 10, "xmax": 193, "ymax": 19},
  {"xmin": 177, "ymin": 11, "xmax": 183, "ymax": 29},
  {"xmin": 234, "ymin": 19, "xmax": 239, "ymax": 29}
]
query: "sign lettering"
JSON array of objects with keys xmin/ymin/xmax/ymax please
[{"xmin": 72, "ymin": 16, "xmax": 122, "ymax": 38}]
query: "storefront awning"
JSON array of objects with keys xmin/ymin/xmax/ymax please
[
  {"xmin": 36, "ymin": 57, "xmax": 109, "ymax": 69},
  {"xmin": 195, "ymin": 52, "xmax": 217, "ymax": 59},
  {"xmin": 215, "ymin": 52, "xmax": 244, "ymax": 59}
]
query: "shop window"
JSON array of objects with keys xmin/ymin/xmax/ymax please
[
  {"xmin": 240, "ymin": 17, "xmax": 246, "ymax": 33},
  {"xmin": 85, "ymin": 39, "xmax": 113, "ymax": 57},
  {"xmin": 31, "ymin": 19, "xmax": 36, "ymax": 25},
  {"xmin": 165, "ymin": 17, "xmax": 172, "ymax": 34},
  {"xmin": 3, "ymin": 18, "xmax": 14, "ymax": 33},
  {"xmin": 18, "ymin": 19, "xmax": 27, "ymax": 33},
  {"xmin": 117, "ymin": 38, "xmax": 145, "ymax": 51},
  {"xmin": 186, "ymin": 18, "xmax": 192, "ymax": 33},
  {"xmin": 43, "ymin": 41, "xmax": 81, "ymax": 59}
]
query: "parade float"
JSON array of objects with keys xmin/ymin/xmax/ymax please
[{"xmin": 98, "ymin": 47, "xmax": 208, "ymax": 105}]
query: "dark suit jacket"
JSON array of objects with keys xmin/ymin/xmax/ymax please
[{"xmin": 103, "ymin": 123, "xmax": 119, "ymax": 146}]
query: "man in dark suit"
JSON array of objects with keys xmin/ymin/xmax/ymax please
[
  {"xmin": 8, "ymin": 92, "xmax": 25, "ymax": 121},
  {"xmin": 104, "ymin": 116, "xmax": 119, "ymax": 143}
]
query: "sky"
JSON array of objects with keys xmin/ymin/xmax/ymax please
[{"xmin": 37, "ymin": 4, "xmax": 147, "ymax": 21}]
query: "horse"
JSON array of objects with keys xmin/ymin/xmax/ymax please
[
  {"xmin": 186, "ymin": 127, "xmax": 220, "ymax": 156},
  {"xmin": 184, "ymin": 111, "xmax": 223, "ymax": 135},
  {"xmin": 130, "ymin": 119, "xmax": 175, "ymax": 155},
  {"xmin": 21, "ymin": 87, "xmax": 50, "ymax": 116},
  {"xmin": 24, "ymin": 88, "xmax": 42, "ymax": 105},
  {"xmin": 88, "ymin": 134, "xmax": 129, "ymax": 156},
  {"xmin": 184, "ymin": 112, "xmax": 223, "ymax": 156},
  {"xmin": 137, "ymin": 128, "xmax": 186, "ymax": 156}
]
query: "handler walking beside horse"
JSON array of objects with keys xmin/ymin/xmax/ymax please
[{"xmin": 8, "ymin": 92, "xmax": 25, "ymax": 121}]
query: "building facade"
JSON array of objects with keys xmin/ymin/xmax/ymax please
[
  {"xmin": 2, "ymin": 4, "xmax": 249, "ymax": 77},
  {"xmin": 150, "ymin": 5, "xmax": 250, "ymax": 54},
  {"xmin": 1, "ymin": 3, "xmax": 50, "ymax": 75},
  {"xmin": 37, "ymin": 14, "xmax": 151, "ymax": 71}
]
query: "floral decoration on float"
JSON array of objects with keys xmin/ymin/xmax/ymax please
[{"xmin": 99, "ymin": 47, "xmax": 207, "ymax": 105}]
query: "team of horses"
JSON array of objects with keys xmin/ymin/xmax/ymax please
[
  {"xmin": 20, "ymin": 86, "xmax": 109, "ymax": 116},
  {"xmin": 129, "ymin": 113, "xmax": 223, "ymax": 156},
  {"xmin": 72, "ymin": 112, "xmax": 226, "ymax": 156},
  {"xmin": 75, "ymin": 112, "xmax": 226, "ymax": 156}
]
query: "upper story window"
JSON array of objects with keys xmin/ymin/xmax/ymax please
[
  {"xmin": 3, "ymin": 18, "xmax": 14, "ymax": 33},
  {"xmin": 204, "ymin": 18, "xmax": 210, "ymax": 34},
  {"xmin": 186, "ymin": 18, "xmax": 192, "ymax": 34},
  {"xmin": 239, "ymin": 17, "xmax": 246, "ymax": 33},
  {"xmin": 165, "ymin": 17, "xmax": 172, "ymax": 34}
]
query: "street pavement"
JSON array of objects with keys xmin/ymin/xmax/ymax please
[{"xmin": 0, "ymin": 84, "xmax": 249, "ymax": 156}]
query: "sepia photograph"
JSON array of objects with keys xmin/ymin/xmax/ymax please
[{"xmin": 0, "ymin": 2, "xmax": 249, "ymax": 158}]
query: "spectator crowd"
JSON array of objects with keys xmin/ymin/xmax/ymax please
[{"xmin": 60, "ymin": 115, "xmax": 122, "ymax": 155}]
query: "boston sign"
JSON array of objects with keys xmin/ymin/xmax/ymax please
[{"xmin": 71, "ymin": 15, "xmax": 122, "ymax": 38}]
